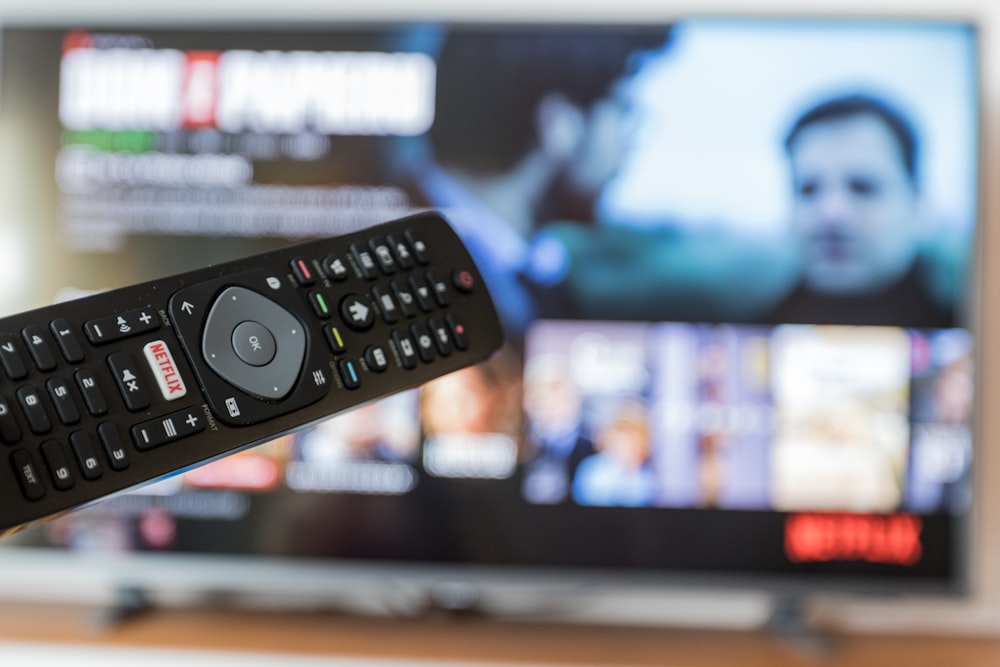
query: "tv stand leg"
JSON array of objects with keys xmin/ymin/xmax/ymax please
[
  {"xmin": 89, "ymin": 585, "xmax": 154, "ymax": 629},
  {"xmin": 764, "ymin": 596, "xmax": 838, "ymax": 659}
]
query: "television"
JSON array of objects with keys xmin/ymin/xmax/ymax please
[{"xmin": 0, "ymin": 16, "xmax": 980, "ymax": 622}]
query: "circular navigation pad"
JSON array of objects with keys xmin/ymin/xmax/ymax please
[{"xmin": 201, "ymin": 286, "xmax": 306, "ymax": 400}]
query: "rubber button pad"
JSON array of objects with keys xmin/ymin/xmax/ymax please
[{"xmin": 169, "ymin": 270, "xmax": 331, "ymax": 427}]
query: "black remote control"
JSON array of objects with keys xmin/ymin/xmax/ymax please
[{"xmin": 0, "ymin": 212, "xmax": 503, "ymax": 536}]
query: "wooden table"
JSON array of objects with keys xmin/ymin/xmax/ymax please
[{"xmin": 0, "ymin": 600, "xmax": 999, "ymax": 666}]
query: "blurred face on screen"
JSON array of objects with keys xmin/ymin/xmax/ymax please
[
  {"xmin": 564, "ymin": 81, "xmax": 640, "ymax": 196},
  {"xmin": 789, "ymin": 113, "xmax": 920, "ymax": 295}
]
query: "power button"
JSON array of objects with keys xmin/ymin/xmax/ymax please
[{"xmin": 452, "ymin": 269, "xmax": 475, "ymax": 293}]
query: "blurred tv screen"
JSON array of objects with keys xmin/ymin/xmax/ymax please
[{"xmin": 0, "ymin": 17, "xmax": 978, "ymax": 591}]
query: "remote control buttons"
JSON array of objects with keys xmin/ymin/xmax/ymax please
[
  {"xmin": 142, "ymin": 340, "xmax": 188, "ymax": 401},
  {"xmin": 386, "ymin": 234, "xmax": 414, "ymax": 269},
  {"xmin": 98, "ymin": 422, "xmax": 130, "ymax": 471},
  {"xmin": 84, "ymin": 306, "xmax": 159, "ymax": 345},
  {"xmin": 131, "ymin": 406, "xmax": 206, "ymax": 451},
  {"xmin": 201, "ymin": 286, "xmax": 305, "ymax": 401},
  {"xmin": 404, "ymin": 229, "xmax": 430, "ymax": 264},
  {"xmin": 0, "ymin": 399, "xmax": 21, "ymax": 444},
  {"xmin": 322, "ymin": 255, "xmax": 350, "ymax": 281},
  {"xmin": 107, "ymin": 351, "xmax": 151, "ymax": 412},
  {"xmin": 10, "ymin": 450, "xmax": 45, "ymax": 501},
  {"xmin": 50, "ymin": 318, "xmax": 85, "ymax": 364},
  {"xmin": 0, "ymin": 334, "xmax": 27, "ymax": 380},
  {"xmin": 22, "ymin": 325, "xmax": 56, "ymax": 372},
  {"xmin": 452, "ymin": 268, "xmax": 476, "ymax": 293},
  {"xmin": 340, "ymin": 294, "xmax": 375, "ymax": 331},
  {"xmin": 290, "ymin": 258, "xmax": 315, "ymax": 286},
  {"xmin": 364, "ymin": 344, "xmax": 390, "ymax": 372}
]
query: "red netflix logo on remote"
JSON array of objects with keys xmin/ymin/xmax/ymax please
[{"xmin": 784, "ymin": 512, "xmax": 923, "ymax": 566}]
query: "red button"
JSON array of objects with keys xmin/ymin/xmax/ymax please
[{"xmin": 452, "ymin": 269, "xmax": 475, "ymax": 292}]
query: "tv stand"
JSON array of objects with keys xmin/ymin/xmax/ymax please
[
  {"xmin": 91, "ymin": 585, "xmax": 155, "ymax": 629},
  {"xmin": 425, "ymin": 581, "xmax": 485, "ymax": 617},
  {"xmin": 764, "ymin": 596, "xmax": 838, "ymax": 659}
]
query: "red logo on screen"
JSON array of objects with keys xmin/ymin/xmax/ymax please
[
  {"xmin": 784, "ymin": 512, "xmax": 923, "ymax": 566},
  {"xmin": 62, "ymin": 30, "xmax": 94, "ymax": 53},
  {"xmin": 182, "ymin": 51, "xmax": 221, "ymax": 129}
]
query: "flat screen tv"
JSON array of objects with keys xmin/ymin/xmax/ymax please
[{"xmin": 0, "ymin": 16, "xmax": 979, "ymax": 612}]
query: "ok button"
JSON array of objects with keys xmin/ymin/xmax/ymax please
[{"xmin": 232, "ymin": 321, "xmax": 277, "ymax": 367}]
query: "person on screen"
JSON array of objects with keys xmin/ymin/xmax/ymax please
[
  {"xmin": 572, "ymin": 398, "xmax": 656, "ymax": 507},
  {"xmin": 520, "ymin": 354, "xmax": 595, "ymax": 504},
  {"xmin": 765, "ymin": 94, "xmax": 953, "ymax": 327},
  {"xmin": 408, "ymin": 28, "xmax": 667, "ymax": 337}
]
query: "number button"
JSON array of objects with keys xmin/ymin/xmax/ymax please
[
  {"xmin": 0, "ymin": 398, "xmax": 21, "ymax": 444},
  {"xmin": 16, "ymin": 386, "xmax": 51, "ymax": 434},
  {"xmin": 50, "ymin": 318, "xmax": 85, "ymax": 364},
  {"xmin": 69, "ymin": 431, "xmax": 103, "ymax": 481},
  {"xmin": 46, "ymin": 378, "xmax": 80, "ymax": 426},
  {"xmin": 98, "ymin": 422, "xmax": 129, "ymax": 471},
  {"xmin": 75, "ymin": 369, "xmax": 109, "ymax": 416},
  {"xmin": 0, "ymin": 334, "xmax": 28, "ymax": 380},
  {"xmin": 40, "ymin": 440, "xmax": 74, "ymax": 491}
]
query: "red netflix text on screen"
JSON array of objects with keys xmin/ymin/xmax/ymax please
[{"xmin": 784, "ymin": 513, "xmax": 923, "ymax": 566}]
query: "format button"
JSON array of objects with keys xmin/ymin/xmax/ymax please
[{"xmin": 231, "ymin": 321, "xmax": 276, "ymax": 367}]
